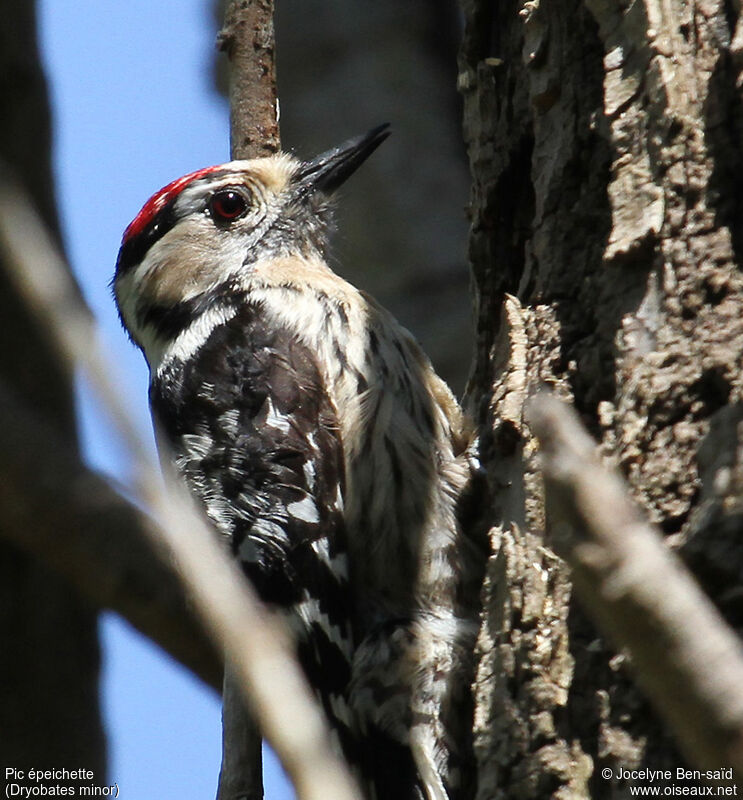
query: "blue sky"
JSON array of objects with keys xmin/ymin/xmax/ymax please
[{"xmin": 38, "ymin": 2, "xmax": 292, "ymax": 797}]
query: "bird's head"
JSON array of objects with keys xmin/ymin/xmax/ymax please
[{"xmin": 113, "ymin": 124, "xmax": 389, "ymax": 356}]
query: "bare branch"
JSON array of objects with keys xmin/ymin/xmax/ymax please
[
  {"xmin": 218, "ymin": 0, "xmax": 280, "ymax": 159},
  {"xmin": 0, "ymin": 178, "xmax": 361, "ymax": 800},
  {"xmin": 529, "ymin": 395, "xmax": 743, "ymax": 780}
]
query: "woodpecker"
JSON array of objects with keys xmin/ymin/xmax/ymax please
[{"xmin": 113, "ymin": 126, "xmax": 481, "ymax": 800}]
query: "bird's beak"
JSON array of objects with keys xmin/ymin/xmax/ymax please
[{"xmin": 294, "ymin": 124, "xmax": 390, "ymax": 194}]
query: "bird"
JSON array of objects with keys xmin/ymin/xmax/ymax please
[{"xmin": 113, "ymin": 125, "xmax": 482, "ymax": 800}]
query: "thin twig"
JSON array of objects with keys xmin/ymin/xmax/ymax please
[
  {"xmin": 218, "ymin": 664, "xmax": 264, "ymax": 800},
  {"xmin": 0, "ymin": 179, "xmax": 361, "ymax": 800},
  {"xmin": 218, "ymin": 0, "xmax": 280, "ymax": 160},
  {"xmin": 529, "ymin": 394, "xmax": 743, "ymax": 782}
]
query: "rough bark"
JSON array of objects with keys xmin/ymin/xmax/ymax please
[
  {"xmin": 0, "ymin": 0, "xmax": 104, "ymax": 777},
  {"xmin": 460, "ymin": 0, "xmax": 743, "ymax": 796},
  {"xmin": 531, "ymin": 396, "xmax": 743, "ymax": 780}
]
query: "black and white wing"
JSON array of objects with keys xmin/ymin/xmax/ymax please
[{"xmin": 149, "ymin": 300, "xmax": 353, "ymax": 736}]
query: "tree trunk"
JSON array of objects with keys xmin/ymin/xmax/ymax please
[
  {"xmin": 0, "ymin": 0, "xmax": 104, "ymax": 780},
  {"xmin": 459, "ymin": 0, "xmax": 743, "ymax": 796}
]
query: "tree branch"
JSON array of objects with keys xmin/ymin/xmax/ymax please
[
  {"xmin": 218, "ymin": 0, "xmax": 279, "ymax": 160},
  {"xmin": 529, "ymin": 395, "xmax": 743, "ymax": 782}
]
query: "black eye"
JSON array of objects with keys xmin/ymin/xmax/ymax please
[{"xmin": 208, "ymin": 189, "xmax": 248, "ymax": 222}]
